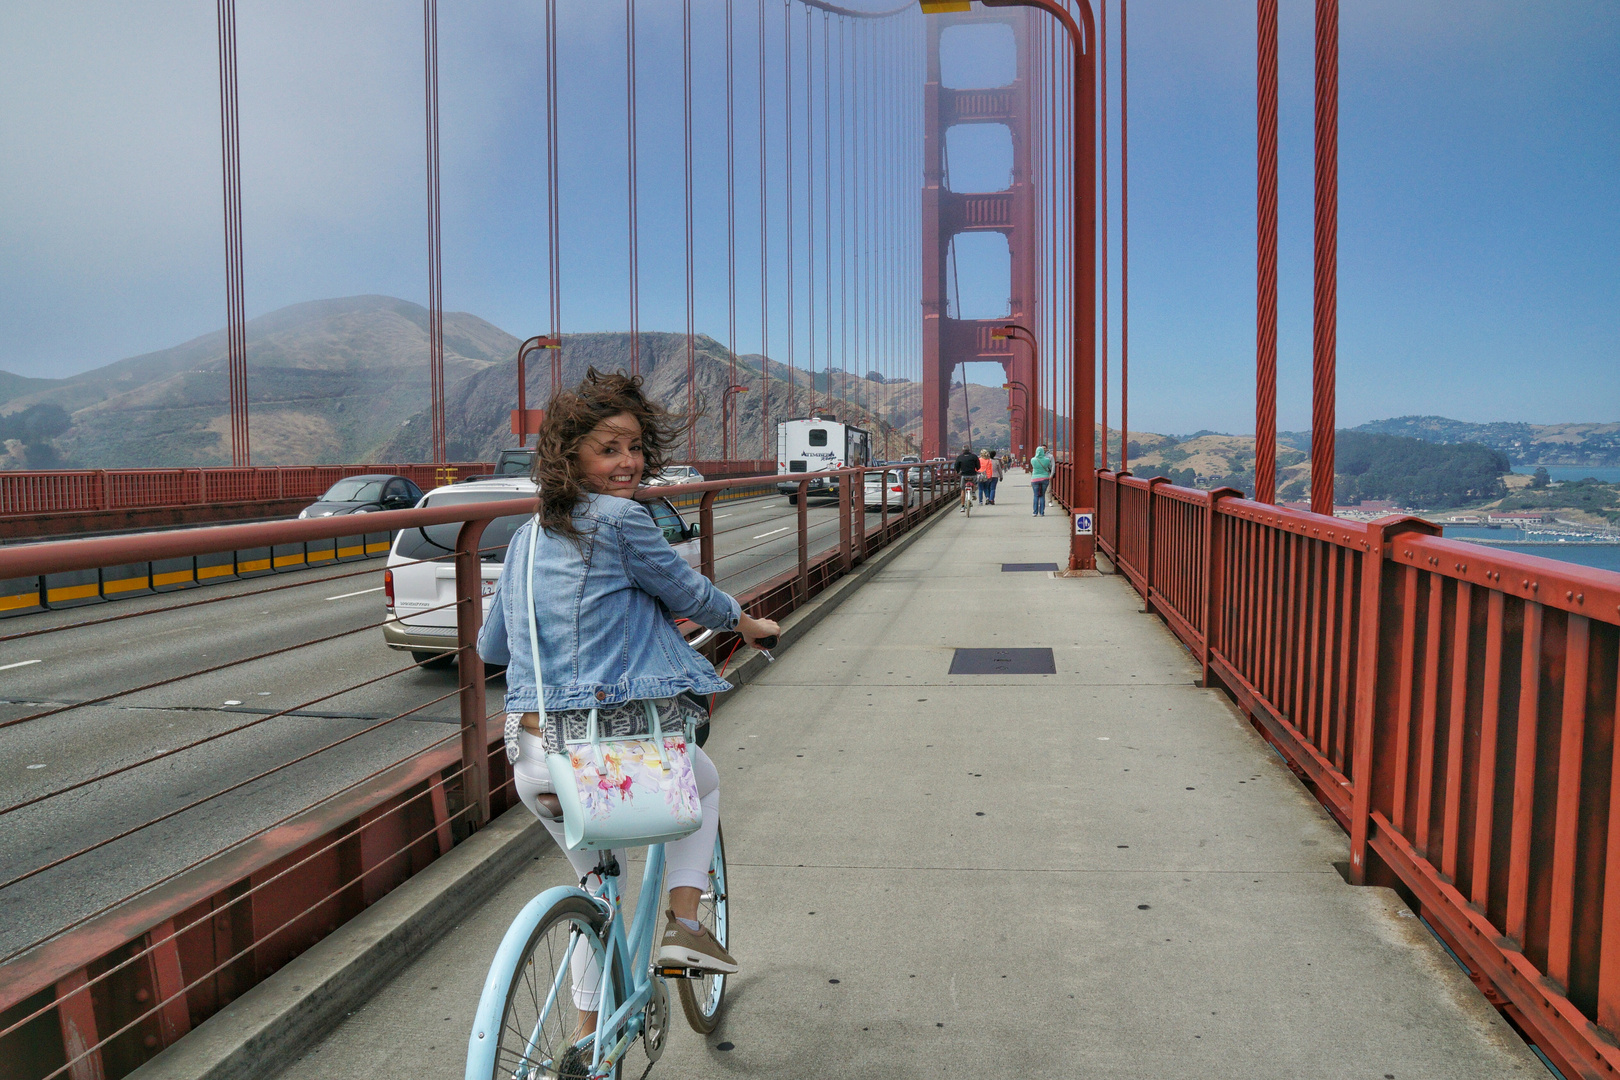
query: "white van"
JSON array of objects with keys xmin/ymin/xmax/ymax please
[
  {"xmin": 774, "ymin": 415, "xmax": 872, "ymax": 504},
  {"xmin": 382, "ymin": 478, "xmax": 701, "ymax": 667}
]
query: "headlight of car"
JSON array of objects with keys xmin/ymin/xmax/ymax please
[{"xmin": 298, "ymin": 509, "xmax": 309, "ymax": 519}]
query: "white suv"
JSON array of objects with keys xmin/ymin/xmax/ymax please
[{"xmin": 382, "ymin": 478, "xmax": 702, "ymax": 668}]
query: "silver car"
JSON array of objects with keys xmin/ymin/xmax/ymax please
[{"xmin": 382, "ymin": 478, "xmax": 701, "ymax": 668}]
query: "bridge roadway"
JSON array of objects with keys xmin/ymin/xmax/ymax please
[
  {"xmin": 0, "ymin": 492, "xmax": 850, "ymax": 962},
  {"xmin": 263, "ymin": 473, "xmax": 1543, "ymax": 1079}
]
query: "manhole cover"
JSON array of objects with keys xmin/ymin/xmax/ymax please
[
  {"xmin": 949, "ymin": 648, "xmax": 1056, "ymax": 675},
  {"xmin": 1001, "ymin": 563, "xmax": 1059, "ymax": 572}
]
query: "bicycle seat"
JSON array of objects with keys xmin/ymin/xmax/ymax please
[{"xmin": 534, "ymin": 793, "xmax": 563, "ymax": 822}]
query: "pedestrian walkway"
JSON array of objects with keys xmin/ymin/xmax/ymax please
[{"xmin": 272, "ymin": 471, "xmax": 1543, "ymax": 1079}]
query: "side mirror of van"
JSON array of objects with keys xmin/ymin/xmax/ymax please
[{"xmin": 685, "ymin": 521, "xmax": 702, "ymax": 540}]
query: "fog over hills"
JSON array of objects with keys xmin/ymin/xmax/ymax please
[{"xmin": 0, "ymin": 296, "xmax": 510, "ymax": 467}]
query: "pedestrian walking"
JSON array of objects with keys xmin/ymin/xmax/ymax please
[
  {"xmin": 989, "ymin": 452, "xmax": 1006, "ymax": 504},
  {"xmin": 977, "ymin": 450, "xmax": 995, "ymax": 505},
  {"xmin": 1029, "ymin": 444, "xmax": 1053, "ymax": 516}
]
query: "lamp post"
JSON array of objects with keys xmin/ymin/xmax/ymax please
[
  {"xmin": 721, "ymin": 384, "xmax": 750, "ymax": 461},
  {"xmin": 976, "ymin": 0, "xmax": 1096, "ymax": 570},
  {"xmin": 513, "ymin": 335, "xmax": 561, "ymax": 447},
  {"xmin": 990, "ymin": 323, "xmax": 1041, "ymax": 458},
  {"xmin": 1001, "ymin": 381, "xmax": 1030, "ymax": 458}
]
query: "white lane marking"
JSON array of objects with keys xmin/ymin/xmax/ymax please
[
  {"xmin": 0, "ymin": 659, "xmax": 42, "ymax": 671},
  {"xmin": 751, "ymin": 527, "xmax": 790, "ymax": 540},
  {"xmin": 27, "ymin": 763, "xmax": 46, "ymax": 770},
  {"xmin": 326, "ymin": 586, "xmax": 385, "ymax": 601},
  {"xmin": 224, "ymin": 699, "xmax": 243, "ymax": 706},
  {"xmin": 715, "ymin": 513, "xmax": 733, "ymax": 519}
]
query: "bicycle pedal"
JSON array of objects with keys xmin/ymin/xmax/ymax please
[{"xmin": 656, "ymin": 966, "xmax": 701, "ymax": 979}]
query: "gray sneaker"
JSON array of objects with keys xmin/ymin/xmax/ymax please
[{"xmin": 657, "ymin": 910, "xmax": 738, "ymax": 974}]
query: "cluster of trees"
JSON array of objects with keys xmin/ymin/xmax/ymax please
[
  {"xmin": 0, "ymin": 403, "xmax": 71, "ymax": 468},
  {"xmin": 1334, "ymin": 431, "xmax": 1507, "ymax": 506}
]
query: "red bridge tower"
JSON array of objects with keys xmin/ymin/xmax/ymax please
[{"xmin": 921, "ymin": 8, "xmax": 1039, "ymax": 460}]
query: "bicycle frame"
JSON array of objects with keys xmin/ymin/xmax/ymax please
[
  {"xmin": 467, "ymin": 843, "xmax": 667, "ymax": 1080},
  {"xmin": 588, "ymin": 842, "xmax": 667, "ymax": 1074}
]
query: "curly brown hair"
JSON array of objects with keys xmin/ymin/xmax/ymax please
[{"xmin": 532, "ymin": 367, "xmax": 688, "ymax": 542}]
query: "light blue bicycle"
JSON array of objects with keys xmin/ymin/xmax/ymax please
[{"xmin": 464, "ymin": 825, "xmax": 729, "ymax": 1080}]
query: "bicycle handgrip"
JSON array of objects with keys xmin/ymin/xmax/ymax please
[{"xmin": 753, "ymin": 634, "xmax": 779, "ymax": 649}]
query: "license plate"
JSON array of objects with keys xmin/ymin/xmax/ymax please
[{"xmin": 481, "ymin": 580, "xmax": 497, "ymax": 597}]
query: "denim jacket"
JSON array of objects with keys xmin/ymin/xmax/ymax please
[{"xmin": 477, "ymin": 493, "xmax": 741, "ymax": 712}]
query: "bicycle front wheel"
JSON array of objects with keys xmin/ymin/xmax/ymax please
[
  {"xmin": 676, "ymin": 825, "xmax": 730, "ymax": 1033},
  {"xmin": 479, "ymin": 893, "xmax": 623, "ymax": 1080}
]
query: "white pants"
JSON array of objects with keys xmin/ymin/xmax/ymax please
[{"xmin": 511, "ymin": 730, "xmax": 721, "ymax": 1010}]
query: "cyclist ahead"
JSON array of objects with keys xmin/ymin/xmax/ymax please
[
  {"xmin": 953, "ymin": 446, "xmax": 981, "ymax": 512},
  {"xmin": 477, "ymin": 368, "xmax": 779, "ymax": 985}
]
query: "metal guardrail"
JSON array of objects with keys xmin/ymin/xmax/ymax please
[
  {"xmin": 0, "ymin": 463, "xmax": 957, "ymax": 1080},
  {"xmin": 0, "ymin": 461, "xmax": 780, "ymax": 541},
  {"xmin": 1088, "ymin": 466, "xmax": 1620, "ymax": 1080}
]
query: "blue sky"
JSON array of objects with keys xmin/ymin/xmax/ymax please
[{"xmin": 1, "ymin": 1, "xmax": 1615, "ymax": 435}]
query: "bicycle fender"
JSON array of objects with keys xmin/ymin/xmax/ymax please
[{"xmin": 465, "ymin": 884, "xmax": 597, "ymax": 1080}]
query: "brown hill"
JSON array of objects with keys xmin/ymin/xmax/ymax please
[{"xmin": 1, "ymin": 296, "xmax": 509, "ymax": 467}]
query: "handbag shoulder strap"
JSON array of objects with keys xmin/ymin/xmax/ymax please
[{"xmin": 524, "ymin": 513, "xmax": 546, "ymax": 725}]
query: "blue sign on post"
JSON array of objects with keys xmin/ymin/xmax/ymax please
[{"xmin": 1074, "ymin": 513, "xmax": 1094, "ymax": 536}]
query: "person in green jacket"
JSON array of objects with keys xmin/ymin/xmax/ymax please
[{"xmin": 1029, "ymin": 445, "xmax": 1053, "ymax": 516}]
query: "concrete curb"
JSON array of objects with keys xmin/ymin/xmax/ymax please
[
  {"xmin": 127, "ymin": 805, "xmax": 545, "ymax": 1080},
  {"xmin": 127, "ymin": 497, "xmax": 951, "ymax": 1080}
]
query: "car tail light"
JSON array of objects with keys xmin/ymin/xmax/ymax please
[
  {"xmin": 891, "ymin": 485, "xmax": 904, "ymax": 493},
  {"xmin": 383, "ymin": 569, "xmax": 395, "ymax": 608}
]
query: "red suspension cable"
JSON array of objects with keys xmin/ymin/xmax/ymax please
[
  {"xmin": 626, "ymin": 0, "xmax": 640, "ymax": 376},
  {"xmin": 684, "ymin": 0, "xmax": 697, "ymax": 457},
  {"xmin": 1119, "ymin": 0, "xmax": 1130, "ymax": 475},
  {"xmin": 759, "ymin": 0, "xmax": 771, "ymax": 458},
  {"xmin": 546, "ymin": 0, "xmax": 562, "ymax": 401},
  {"xmin": 423, "ymin": 0, "xmax": 446, "ymax": 464},
  {"xmin": 1311, "ymin": 0, "xmax": 1338, "ymax": 514},
  {"xmin": 1255, "ymin": 0, "xmax": 1279, "ymax": 503},
  {"xmin": 216, "ymin": 0, "xmax": 249, "ymax": 467},
  {"xmin": 726, "ymin": 0, "xmax": 738, "ymax": 460}
]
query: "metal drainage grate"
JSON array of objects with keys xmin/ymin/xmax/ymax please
[
  {"xmin": 1001, "ymin": 562, "xmax": 1059, "ymax": 573},
  {"xmin": 949, "ymin": 648, "xmax": 1056, "ymax": 675}
]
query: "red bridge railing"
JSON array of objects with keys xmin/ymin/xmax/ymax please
[{"xmin": 1098, "ymin": 468, "xmax": 1620, "ymax": 1080}]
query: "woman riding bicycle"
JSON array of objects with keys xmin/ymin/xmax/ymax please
[{"xmin": 477, "ymin": 368, "xmax": 779, "ymax": 1004}]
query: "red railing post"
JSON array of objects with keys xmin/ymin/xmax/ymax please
[
  {"xmin": 455, "ymin": 518, "xmax": 493, "ymax": 829},
  {"xmin": 853, "ymin": 469, "xmax": 868, "ymax": 562},
  {"xmin": 1347, "ymin": 514, "xmax": 1439, "ymax": 884},
  {"xmin": 1201, "ymin": 487, "xmax": 1243, "ymax": 688},
  {"xmin": 839, "ymin": 469, "xmax": 853, "ymax": 574},
  {"xmin": 1140, "ymin": 476, "xmax": 1167, "ymax": 611},
  {"xmin": 797, "ymin": 478, "xmax": 810, "ymax": 603},
  {"xmin": 698, "ymin": 489, "xmax": 717, "ymax": 581}
]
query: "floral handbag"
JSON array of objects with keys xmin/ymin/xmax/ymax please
[{"xmin": 521, "ymin": 514, "xmax": 703, "ymax": 851}]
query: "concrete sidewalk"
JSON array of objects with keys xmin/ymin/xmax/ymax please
[{"xmin": 272, "ymin": 472, "xmax": 1543, "ymax": 1079}]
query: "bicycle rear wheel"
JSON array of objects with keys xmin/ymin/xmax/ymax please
[
  {"xmin": 481, "ymin": 894, "xmax": 623, "ymax": 1080},
  {"xmin": 676, "ymin": 826, "xmax": 729, "ymax": 1033}
]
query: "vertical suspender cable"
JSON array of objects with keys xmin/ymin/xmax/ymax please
[
  {"xmin": 1119, "ymin": 0, "xmax": 1129, "ymax": 475},
  {"xmin": 759, "ymin": 0, "xmax": 771, "ymax": 459},
  {"xmin": 726, "ymin": 0, "xmax": 738, "ymax": 461},
  {"xmin": 1254, "ymin": 0, "xmax": 1279, "ymax": 504},
  {"xmin": 823, "ymin": 13, "xmax": 832, "ymax": 419},
  {"xmin": 805, "ymin": 7, "xmax": 815, "ymax": 415},
  {"xmin": 838, "ymin": 16, "xmax": 848, "ymax": 414},
  {"xmin": 785, "ymin": 0, "xmax": 795, "ymax": 418},
  {"xmin": 546, "ymin": 0, "xmax": 562, "ymax": 403},
  {"xmin": 626, "ymin": 0, "xmax": 640, "ymax": 376},
  {"xmin": 1310, "ymin": 0, "xmax": 1338, "ymax": 514},
  {"xmin": 684, "ymin": 0, "xmax": 696, "ymax": 458},
  {"xmin": 216, "ymin": 0, "xmax": 249, "ymax": 467},
  {"xmin": 1099, "ymin": 0, "xmax": 1107, "ymax": 471},
  {"xmin": 423, "ymin": 0, "xmax": 445, "ymax": 464}
]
